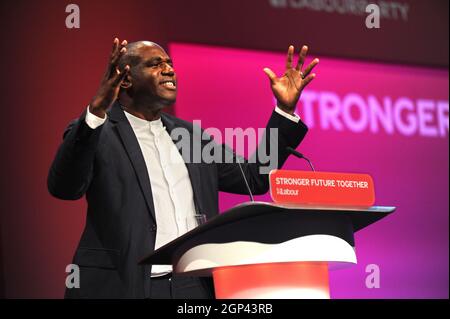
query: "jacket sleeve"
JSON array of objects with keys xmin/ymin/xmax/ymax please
[
  {"xmin": 47, "ymin": 110, "xmax": 104, "ymax": 200},
  {"xmin": 217, "ymin": 110, "xmax": 308, "ymax": 195}
]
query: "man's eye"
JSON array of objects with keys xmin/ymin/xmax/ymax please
[{"xmin": 148, "ymin": 62, "xmax": 173, "ymax": 68}]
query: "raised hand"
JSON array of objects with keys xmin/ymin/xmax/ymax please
[
  {"xmin": 89, "ymin": 38, "xmax": 130, "ymax": 118},
  {"xmin": 264, "ymin": 45, "xmax": 319, "ymax": 114}
]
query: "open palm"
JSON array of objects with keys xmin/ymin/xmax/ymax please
[{"xmin": 264, "ymin": 45, "xmax": 319, "ymax": 114}]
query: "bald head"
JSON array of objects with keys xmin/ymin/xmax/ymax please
[
  {"xmin": 118, "ymin": 41, "xmax": 166, "ymax": 71},
  {"xmin": 128, "ymin": 41, "xmax": 165, "ymax": 53}
]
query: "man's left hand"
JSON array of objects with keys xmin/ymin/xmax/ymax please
[{"xmin": 264, "ymin": 45, "xmax": 319, "ymax": 114}]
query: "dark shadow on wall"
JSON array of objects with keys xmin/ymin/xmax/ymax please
[{"xmin": 0, "ymin": 229, "xmax": 4, "ymax": 298}]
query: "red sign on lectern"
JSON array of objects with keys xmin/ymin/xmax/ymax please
[{"xmin": 269, "ymin": 170, "xmax": 375, "ymax": 207}]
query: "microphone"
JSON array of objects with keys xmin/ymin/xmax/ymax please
[
  {"xmin": 236, "ymin": 156, "xmax": 254, "ymax": 202},
  {"xmin": 286, "ymin": 147, "xmax": 315, "ymax": 171}
]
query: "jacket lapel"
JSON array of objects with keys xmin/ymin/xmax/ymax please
[{"xmin": 108, "ymin": 102, "xmax": 157, "ymax": 222}]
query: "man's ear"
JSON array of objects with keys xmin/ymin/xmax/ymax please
[{"xmin": 120, "ymin": 74, "xmax": 132, "ymax": 89}]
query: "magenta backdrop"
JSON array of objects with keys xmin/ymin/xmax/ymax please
[{"xmin": 171, "ymin": 43, "xmax": 449, "ymax": 299}]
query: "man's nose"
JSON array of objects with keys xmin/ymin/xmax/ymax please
[{"xmin": 161, "ymin": 63, "xmax": 174, "ymax": 75}]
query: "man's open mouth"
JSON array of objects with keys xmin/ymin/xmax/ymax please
[{"xmin": 160, "ymin": 80, "xmax": 176, "ymax": 89}]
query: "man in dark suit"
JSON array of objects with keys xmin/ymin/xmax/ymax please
[{"xmin": 48, "ymin": 39, "xmax": 318, "ymax": 298}]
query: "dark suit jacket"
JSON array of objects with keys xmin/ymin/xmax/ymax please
[{"xmin": 48, "ymin": 101, "xmax": 308, "ymax": 298}]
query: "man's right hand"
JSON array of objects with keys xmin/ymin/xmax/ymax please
[{"xmin": 89, "ymin": 38, "xmax": 130, "ymax": 118}]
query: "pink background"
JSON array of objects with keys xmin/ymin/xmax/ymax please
[{"xmin": 171, "ymin": 43, "xmax": 449, "ymax": 298}]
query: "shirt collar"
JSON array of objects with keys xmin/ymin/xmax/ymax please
[{"xmin": 124, "ymin": 110, "xmax": 165, "ymax": 135}]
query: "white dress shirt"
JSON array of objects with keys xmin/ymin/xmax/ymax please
[{"xmin": 84, "ymin": 105, "xmax": 299, "ymax": 276}]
